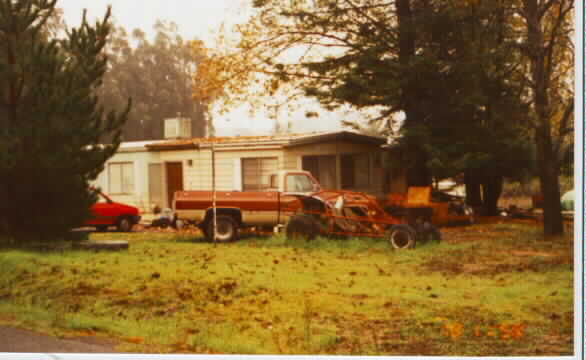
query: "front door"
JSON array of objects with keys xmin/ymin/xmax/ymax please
[{"xmin": 166, "ymin": 162, "xmax": 183, "ymax": 208}]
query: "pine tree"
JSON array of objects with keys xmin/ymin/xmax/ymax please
[{"xmin": 0, "ymin": 0, "xmax": 129, "ymax": 242}]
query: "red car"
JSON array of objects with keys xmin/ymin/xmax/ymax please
[{"xmin": 86, "ymin": 192, "xmax": 141, "ymax": 232}]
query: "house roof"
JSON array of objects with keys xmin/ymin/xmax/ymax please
[
  {"xmin": 117, "ymin": 139, "xmax": 169, "ymax": 152},
  {"xmin": 144, "ymin": 131, "xmax": 386, "ymax": 151}
]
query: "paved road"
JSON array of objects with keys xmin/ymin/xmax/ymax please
[{"xmin": 0, "ymin": 325, "xmax": 117, "ymax": 353}]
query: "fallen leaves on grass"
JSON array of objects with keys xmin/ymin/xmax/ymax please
[{"xmin": 124, "ymin": 336, "xmax": 144, "ymax": 344}]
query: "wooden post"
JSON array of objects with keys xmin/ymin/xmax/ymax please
[
  {"xmin": 207, "ymin": 115, "xmax": 217, "ymax": 244},
  {"xmin": 212, "ymin": 139, "xmax": 217, "ymax": 244}
]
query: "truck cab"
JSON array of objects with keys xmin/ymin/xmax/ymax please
[{"xmin": 267, "ymin": 170, "xmax": 321, "ymax": 195}]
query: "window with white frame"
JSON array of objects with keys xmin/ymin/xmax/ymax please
[
  {"xmin": 242, "ymin": 157, "xmax": 278, "ymax": 191},
  {"xmin": 108, "ymin": 162, "xmax": 134, "ymax": 194}
]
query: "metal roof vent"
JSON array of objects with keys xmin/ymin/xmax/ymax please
[{"xmin": 164, "ymin": 117, "xmax": 192, "ymax": 139}]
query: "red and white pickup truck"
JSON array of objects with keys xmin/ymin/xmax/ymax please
[
  {"xmin": 173, "ymin": 170, "xmax": 436, "ymax": 249},
  {"xmin": 173, "ymin": 170, "xmax": 318, "ymax": 241}
]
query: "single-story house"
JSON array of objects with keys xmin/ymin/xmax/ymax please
[{"xmin": 92, "ymin": 131, "xmax": 405, "ymax": 213}]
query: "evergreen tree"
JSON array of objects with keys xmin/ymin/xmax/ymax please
[
  {"xmin": 0, "ymin": 0, "xmax": 129, "ymax": 242},
  {"xmin": 233, "ymin": 0, "xmax": 533, "ymax": 215}
]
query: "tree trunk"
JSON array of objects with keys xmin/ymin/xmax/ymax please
[
  {"xmin": 406, "ymin": 148, "xmax": 432, "ymax": 186},
  {"xmin": 521, "ymin": 0, "xmax": 567, "ymax": 237},
  {"xmin": 536, "ymin": 126, "xmax": 564, "ymax": 236},
  {"xmin": 481, "ymin": 175, "xmax": 503, "ymax": 216},
  {"xmin": 464, "ymin": 171, "xmax": 483, "ymax": 208}
]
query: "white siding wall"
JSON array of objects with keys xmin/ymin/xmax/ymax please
[
  {"xmin": 92, "ymin": 150, "xmax": 161, "ymax": 212},
  {"xmin": 93, "ymin": 139, "xmax": 391, "ymax": 213},
  {"xmin": 160, "ymin": 147, "xmax": 284, "ymax": 192}
]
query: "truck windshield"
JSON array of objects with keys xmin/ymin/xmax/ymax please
[
  {"xmin": 269, "ymin": 174, "xmax": 278, "ymax": 189},
  {"xmin": 286, "ymin": 174, "xmax": 316, "ymax": 192}
]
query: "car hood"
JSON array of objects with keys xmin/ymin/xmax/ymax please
[{"xmin": 112, "ymin": 202, "xmax": 140, "ymax": 215}]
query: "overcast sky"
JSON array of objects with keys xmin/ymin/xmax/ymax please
[
  {"xmin": 58, "ymin": 1, "xmax": 345, "ymax": 135},
  {"xmin": 58, "ymin": 1, "xmax": 245, "ymax": 43}
]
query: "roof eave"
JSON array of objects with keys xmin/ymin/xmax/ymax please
[
  {"xmin": 145, "ymin": 143, "xmax": 199, "ymax": 152},
  {"xmin": 285, "ymin": 131, "xmax": 386, "ymax": 148}
]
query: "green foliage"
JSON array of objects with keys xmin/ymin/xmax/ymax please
[
  {"xmin": 0, "ymin": 0, "xmax": 128, "ymax": 242},
  {"xmin": 230, "ymin": 0, "xmax": 536, "ymax": 187}
]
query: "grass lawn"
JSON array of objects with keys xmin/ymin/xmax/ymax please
[{"xmin": 0, "ymin": 222, "xmax": 574, "ymax": 356}]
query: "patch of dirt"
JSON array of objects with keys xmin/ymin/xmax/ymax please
[
  {"xmin": 511, "ymin": 250, "xmax": 557, "ymax": 257},
  {"xmin": 461, "ymin": 262, "xmax": 521, "ymax": 275},
  {"xmin": 0, "ymin": 325, "xmax": 118, "ymax": 353},
  {"xmin": 460, "ymin": 264, "xmax": 491, "ymax": 273},
  {"xmin": 333, "ymin": 318, "xmax": 441, "ymax": 355},
  {"xmin": 423, "ymin": 258, "xmax": 463, "ymax": 275}
]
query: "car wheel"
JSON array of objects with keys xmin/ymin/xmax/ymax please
[
  {"xmin": 286, "ymin": 214, "xmax": 320, "ymax": 241},
  {"xmin": 386, "ymin": 224, "xmax": 416, "ymax": 249},
  {"xmin": 207, "ymin": 215, "xmax": 239, "ymax": 242},
  {"xmin": 117, "ymin": 217, "xmax": 133, "ymax": 232}
]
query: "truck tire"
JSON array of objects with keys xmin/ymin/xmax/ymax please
[
  {"xmin": 207, "ymin": 215, "xmax": 239, "ymax": 242},
  {"xmin": 286, "ymin": 214, "xmax": 320, "ymax": 241},
  {"xmin": 386, "ymin": 224, "xmax": 416, "ymax": 249}
]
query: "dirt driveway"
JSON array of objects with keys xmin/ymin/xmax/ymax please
[{"xmin": 0, "ymin": 325, "xmax": 117, "ymax": 353}]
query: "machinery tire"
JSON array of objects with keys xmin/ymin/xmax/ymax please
[
  {"xmin": 386, "ymin": 224, "xmax": 417, "ymax": 249},
  {"xmin": 286, "ymin": 214, "xmax": 320, "ymax": 241},
  {"xmin": 206, "ymin": 215, "xmax": 239, "ymax": 242}
]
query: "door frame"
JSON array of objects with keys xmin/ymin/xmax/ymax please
[{"xmin": 165, "ymin": 161, "xmax": 184, "ymax": 208}]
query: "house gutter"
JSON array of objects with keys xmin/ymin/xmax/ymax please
[{"xmin": 198, "ymin": 140, "xmax": 288, "ymax": 150}]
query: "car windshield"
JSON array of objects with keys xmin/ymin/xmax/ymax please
[{"xmin": 286, "ymin": 174, "xmax": 315, "ymax": 192}]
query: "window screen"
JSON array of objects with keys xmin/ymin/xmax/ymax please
[
  {"xmin": 242, "ymin": 157, "xmax": 278, "ymax": 191},
  {"xmin": 302, "ymin": 155, "xmax": 336, "ymax": 189},
  {"xmin": 341, "ymin": 154, "xmax": 370, "ymax": 189},
  {"xmin": 108, "ymin": 162, "xmax": 134, "ymax": 194}
]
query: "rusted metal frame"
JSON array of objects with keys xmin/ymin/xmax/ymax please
[
  {"xmin": 327, "ymin": 231, "xmax": 386, "ymax": 238},
  {"xmin": 281, "ymin": 209, "xmax": 394, "ymax": 239},
  {"xmin": 324, "ymin": 215, "xmax": 387, "ymax": 238},
  {"xmin": 291, "ymin": 209, "xmax": 398, "ymax": 226},
  {"xmin": 310, "ymin": 192, "xmax": 389, "ymax": 217}
]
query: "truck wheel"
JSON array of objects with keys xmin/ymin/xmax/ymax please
[
  {"xmin": 386, "ymin": 224, "xmax": 416, "ymax": 249},
  {"xmin": 117, "ymin": 217, "xmax": 133, "ymax": 232},
  {"xmin": 286, "ymin": 215, "xmax": 319, "ymax": 241},
  {"xmin": 207, "ymin": 215, "xmax": 239, "ymax": 242}
]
